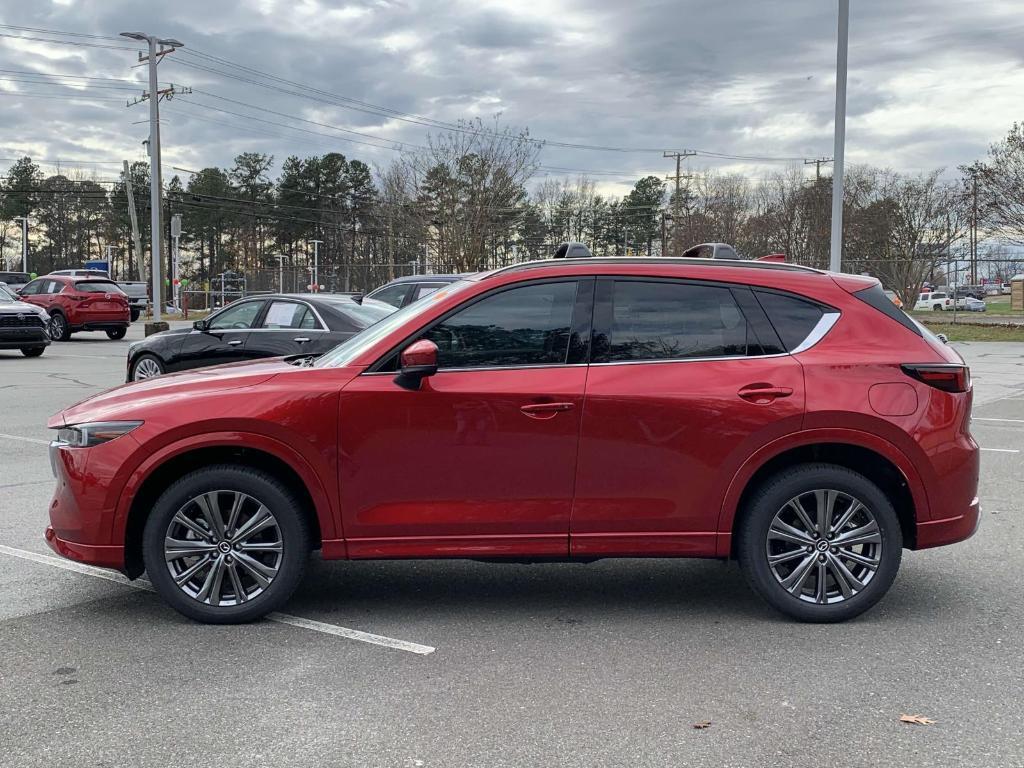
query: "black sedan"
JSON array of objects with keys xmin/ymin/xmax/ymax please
[{"xmin": 126, "ymin": 293, "xmax": 395, "ymax": 381}]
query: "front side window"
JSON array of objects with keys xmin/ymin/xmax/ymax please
[
  {"xmin": 208, "ymin": 300, "xmax": 265, "ymax": 330},
  {"xmin": 19, "ymin": 280, "xmax": 43, "ymax": 295},
  {"xmin": 596, "ymin": 280, "xmax": 755, "ymax": 362},
  {"xmin": 422, "ymin": 281, "xmax": 578, "ymax": 369},
  {"xmin": 367, "ymin": 283, "xmax": 409, "ymax": 309}
]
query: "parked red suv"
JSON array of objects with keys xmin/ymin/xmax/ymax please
[
  {"xmin": 44, "ymin": 258, "xmax": 979, "ymax": 623},
  {"xmin": 20, "ymin": 275, "xmax": 130, "ymax": 341}
]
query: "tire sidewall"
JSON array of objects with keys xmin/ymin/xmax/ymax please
[
  {"xmin": 738, "ymin": 464, "xmax": 903, "ymax": 622},
  {"xmin": 49, "ymin": 313, "xmax": 70, "ymax": 341},
  {"xmin": 142, "ymin": 466, "xmax": 310, "ymax": 623},
  {"xmin": 131, "ymin": 354, "xmax": 164, "ymax": 381}
]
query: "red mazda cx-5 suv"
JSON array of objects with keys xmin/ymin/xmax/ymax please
[
  {"xmin": 45, "ymin": 258, "xmax": 980, "ymax": 623},
  {"xmin": 20, "ymin": 274, "xmax": 130, "ymax": 341}
]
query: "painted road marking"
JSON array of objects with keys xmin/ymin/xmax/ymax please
[
  {"xmin": 0, "ymin": 543, "xmax": 435, "ymax": 655},
  {"xmin": 974, "ymin": 417, "xmax": 1024, "ymax": 424},
  {"xmin": 0, "ymin": 433, "xmax": 49, "ymax": 445},
  {"xmin": 980, "ymin": 448, "xmax": 1020, "ymax": 454}
]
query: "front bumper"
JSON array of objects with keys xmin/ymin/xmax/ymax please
[
  {"xmin": 0, "ymin": 328, "xmax": 49, "ymax": 348},
  {"xmin": 44, "ymin": 526, "xmax": 125, "ymax": 569},
  {"xmin": 915, "ymin": 496, "xmax": 981, "ymax": 549}
]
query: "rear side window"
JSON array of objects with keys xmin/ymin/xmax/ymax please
[
  {"xmin": 754, "ymin": 291, "xmax": 825, "ymax": 351},
  {"xmin": 368, "ymin": 283, "xmax": 409, "ymax": 308},
  {"xmin": 851, "ymin": 284, "xmax": 921, "ymax": 336},
  {"xmin": 74, "ymin": 280, "xmax": 122, "ymax": 293},
  {"xmin": 596, "ymin": 280, "xmax": 758, "ymax": 362}
]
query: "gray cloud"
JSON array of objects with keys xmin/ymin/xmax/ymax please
[{"xmin": 0, "ymin": 0, "xmax": 1019, "ymax": 189}]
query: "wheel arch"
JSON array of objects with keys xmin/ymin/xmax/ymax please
[
  {"xmin": 717, "ymin": 430, "xmax": 927, "ymax": 557},
  {"xmin": 118, "ymin": 435, "xmax": 334, "ymax": 578}
]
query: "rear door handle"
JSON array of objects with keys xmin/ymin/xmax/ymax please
[
  {"xmin": 738, "ymin": 384, "xmax": 793, "ymax": 403},
  {"xmin": 520, "ymin": 402, "xmax": 575, "ymax": 419},
  {"xmin": 293, "ymin": 337, "xmax": 310, "ymax": 343},
  {"xmin": 228, "ymin": 339, "xmax": 243, "ymax": 346}
]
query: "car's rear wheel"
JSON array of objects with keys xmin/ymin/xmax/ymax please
[
  {"xmin": 130, "ymin": 353, "xmax": 164, "ymax": 381},
  {"xmin": 49, "ymin": 312, "xmax": 70, "ymax": 341},
  {"xmin": 932, "ymin": 304, "xmax": 942, "ymax": 311},
  {"xmin": 106, "ymin": 327, "xmax": 127, "ymax": 340},
  {"xmin": 20, "ymin": 346, "xmax": 45, "ymax": 357},
  {"xmin": 737, "ymin": 463, "xmax": 902, "ymax": 622},
  {"xmin": 130, "ymin": 309, "xmax": 140, "ymax": 322},
  {"xmin": 142, "ymin": 466, "xmax": 311, "ymax": 623}
]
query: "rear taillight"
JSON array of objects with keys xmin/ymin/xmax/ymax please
[{"xmin": 901, "ymin": 364, "xmax": 971, "ymax": 393}]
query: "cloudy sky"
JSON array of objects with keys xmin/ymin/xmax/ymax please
[{"xmin": 0, "ymin": 0, "xmax": 1021, "ymax": 193}]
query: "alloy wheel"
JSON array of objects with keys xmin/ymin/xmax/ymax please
[
  {"xmin": 50, "ymin": 315, "xmax": 65, "ymax": 339},
  {"xmin": 133, "ymin": 357, "xmax": 163, "ymax": 380},
  {"xmin": 765, "ymin": 489, "xmax": 882, "ymax": 605},
  {"xmin": 163, "ymin": 490, "xmax": 283, "ymax": 606}
]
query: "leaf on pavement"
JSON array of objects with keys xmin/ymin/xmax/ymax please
[
  {"xmin": 899, "ymin": 714, "xmax": 936, "ymax": 725},
  {"xmin": 692, "ymin": 721, "xmax": 712, "ymax": 729}
]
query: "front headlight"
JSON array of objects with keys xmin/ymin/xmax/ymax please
[{"xmin": 54, "ymin": 421, "xmax": 143, "ymax": 448}]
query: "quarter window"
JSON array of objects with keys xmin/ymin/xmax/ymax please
[
  {"xmin": 754, "ymin": 291, "xmax": 825, "ymax": 351},
  {"xmin": 422, "ymin": 281, "xmax": 577, "ymax": 369},
  {"xmin": 209, "ymin": 300, "xmax": 265, "ymax": 330},
  {"xmin": 597, "ymin": 280, "xmax": 756, "ymax": 362}
]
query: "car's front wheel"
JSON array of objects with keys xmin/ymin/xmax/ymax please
[
  {"xmin": 737, "ymin": 463, "xmax": 902, "ymax": 622},
  {"xmin": 130, "ymin": 353, "xmax": 164, "ymax": 380},
  {"xmin": 142, "ymin": 465, "xmax": 311, "ymax": 623}
]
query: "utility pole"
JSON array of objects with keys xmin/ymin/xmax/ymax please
[
  {"xmin": 969, "ymin": 168, "xmax": 979, "ymax": 285},
  {"xmin": 171, "ymin": 213, "xmax": 182, "ymax": 309},
  {"xmin": 307, "ymin": 239, "xmax": 322, "ymax": 292},
  {"xmin": 804, "ymin": 157, "xmax": 834, "ymax": 182},
  {"xmin": 830, "ymin": 0, "xmax": 850, "ymax": 273},
  {"xmin": 120, "ymin": 31, "xmax": 185, "ymax": 325},
  {"xmin": 13, "ymin": 216, "xmax": 27, "ymax": 272},
  {"xmin": 664, "ymin": 150, "xmax": 696, "ymax": 257},
  {"xmin": 122, "ymin": 160, "xmax": 145, "ymax": 283}
]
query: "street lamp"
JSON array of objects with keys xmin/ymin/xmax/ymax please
[
  {"xmin": 307, "ymin": 240, "xmax": 322, "ymax": 291},
  {"xmin": 12, "ymin": 216, "xmax": 28, "ymax": 272}
]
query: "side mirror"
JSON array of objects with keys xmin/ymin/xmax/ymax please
[
  {"xmin": 394, "ymin": 339, "xmax": 438, "ymax": 391},
  {"xmin": 193, "ymin": 319, "xmax": 208, "ymax": 331}
]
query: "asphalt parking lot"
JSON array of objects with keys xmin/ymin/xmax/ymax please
[{"xmin": 1, "ymin": 326, "xmax": 1022, "ymax": 767}]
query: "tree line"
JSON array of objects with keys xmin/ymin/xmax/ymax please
[{"xmin": 3, "ymin": 119, "xmax": 1023, "ymax": 303}]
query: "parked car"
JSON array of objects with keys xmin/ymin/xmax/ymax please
[
  {"xmin": 1001, "ymin": 282, "xmax": 1013, "ymax": 295},
  {"xmin": 0, "ymin": 270, "xmax": 31, "ymax": 291},
  {"xmin": 18, "ymin": 275, "xmax": 130, "ymax": 340},
  {"xmin": 913, "ymin": 291, "xmax": 952, "ymax": 311},
  {"xmin": 956, "ymin": 296, "xmax": 987, "ymax": 312},
  {"xmin": 364, "ymin": 274, "xmax": 465, "ymax": 309},
  {"xmin": 0, "ymin": 283, "xmax": 50, "ymax": 356},
  {"xmin": 882, "ymin": 289, "xmax": 903, "ymax": 309},
  {"xmin": 125, "ymin": 293, "xmax": 395, "ymax": 381},
  {"xmin": 44, "ymin": 256, "xmax": 979, "ymax": 625},
  {"xmin": 49, "ymin": 269, "xmax": 149, "ymax": 321}
]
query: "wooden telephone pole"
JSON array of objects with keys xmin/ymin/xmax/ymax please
[{"xmin": 664, "ymin": 150, "xmax": 696, "ymax": 257}]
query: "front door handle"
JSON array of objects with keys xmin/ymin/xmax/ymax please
[
  {"xmin": 293, "ymin": 337, "xmax": 310, "ymax": 343},
  {"xmin": 738, "ymin": 384, "xmax": 793, "ymax": 404},
  {"xmin": 228, "ymin": 339, "xmax": 243, "ymax": 346},
  {"xmin": 520, "ymin": 402, "xmax": 575, "ymax": 419}
]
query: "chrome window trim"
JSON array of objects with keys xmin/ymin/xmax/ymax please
[
  {"xmin": 361, "ymin": 362, "xmax": 589, "ymax": 376},
  {"xmin": 790, "ymin": 311, "xmax": 840, "ymax": 354}
]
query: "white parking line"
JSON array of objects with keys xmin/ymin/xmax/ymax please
[
  {"xmin": 974, "ymin": 417, "xmax": 1024, "ymax": 424},
  {"xmin": 980, "ymin": 448, "xmax": 1020, "ymax": 454},
  {"xmin": 0, "ymin": 544, "xmax": 435, "ymax": 655},
  {"xmin": 0, "ymin": 433, "xmax": 49, "ymax": 445}
]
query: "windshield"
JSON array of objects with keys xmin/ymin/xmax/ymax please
[
  {"xmin": 317, "ymin": 296, "xmax": 397, "ymax": 328},
  {"xmin": 0, "ymin": 283, "xmax": 17, "ymax": 301},
  {"xmin": 314, "ymin": 280, "xmax": 474, "ymax": 368}
]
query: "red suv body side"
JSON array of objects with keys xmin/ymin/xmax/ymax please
[
  {"xmin": 43, "ymin": 262, "xmax": 979, "ymax": 598},
  {"xmin": 22, "ymin": 275, "xmax": 130, "ymax": 335}
]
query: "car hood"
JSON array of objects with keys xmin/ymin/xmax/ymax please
[
  {"xmin": 0, "ymin": 302, "xmax": 45, "ymax": 315},
  {"xmin": 51, "ymin": 358, "xmax": 298, "ymax": 428}
]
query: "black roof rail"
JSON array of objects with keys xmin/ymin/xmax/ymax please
[{"xmin": 484, "ymin": 256, "xmax": 825, "ymax": 278}]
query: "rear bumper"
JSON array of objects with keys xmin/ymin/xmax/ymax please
[
  {"xmin": 70, "ymin": 320, "xmax": 129, "ymax": 332},
  {"xmin": 45, "ymin": 526, "xmax": 125, "ymax": 569},
  {"xmin": 915, "ymin": 496, "xmax": 981, "ymax": 549}
]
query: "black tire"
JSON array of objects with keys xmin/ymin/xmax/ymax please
[
  {"xmin": 130, "ymin": 353, "xmax": 165, "ymax": 381},
  {"xmin": 106, "ymin": 327, "xmax": 127, "ymax": 340},
  {"xmin": 142, "ymin": 465, "xmax": 311, "ymax": 623},
  {"xmin": 130, "ymin": 309, "xmax": 140, "ymax": 322},
  {"xmin": 49, "ymin": 312, "xmax": 71, "ymax": 341},
  {"xmin": 737, "ymin": 463, "xmax": 902, "ymax": 623},
  {"xmin": 932, "ymin": 304, "xmax": 942, "ymax": 311},
  {"xmin": 20, "ymin": 346, "xmax": 45, "ymax": 357}
]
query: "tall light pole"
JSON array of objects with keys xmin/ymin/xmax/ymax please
[
  {"xmin": 13, "ymin": 216, "xmax": 27, "ymax": 272},
  {"xmin": 120, "ymin": 31, "xmax": 184, "ymax": 323},
  {"xmin": 829, "ymin": 0, "xmax": 850, "ymax": 273},
  {"xmin": 273, "ymin": 255, "xmax": 286, "ymax": 293},
  {"xmin": 307, "ymin": 239, "xmax": 322, "ymax": 291}
]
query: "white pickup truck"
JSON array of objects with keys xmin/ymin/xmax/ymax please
[{"xmin": 49, "ymin": 269, "xmax": 149, "ymax": 321}]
